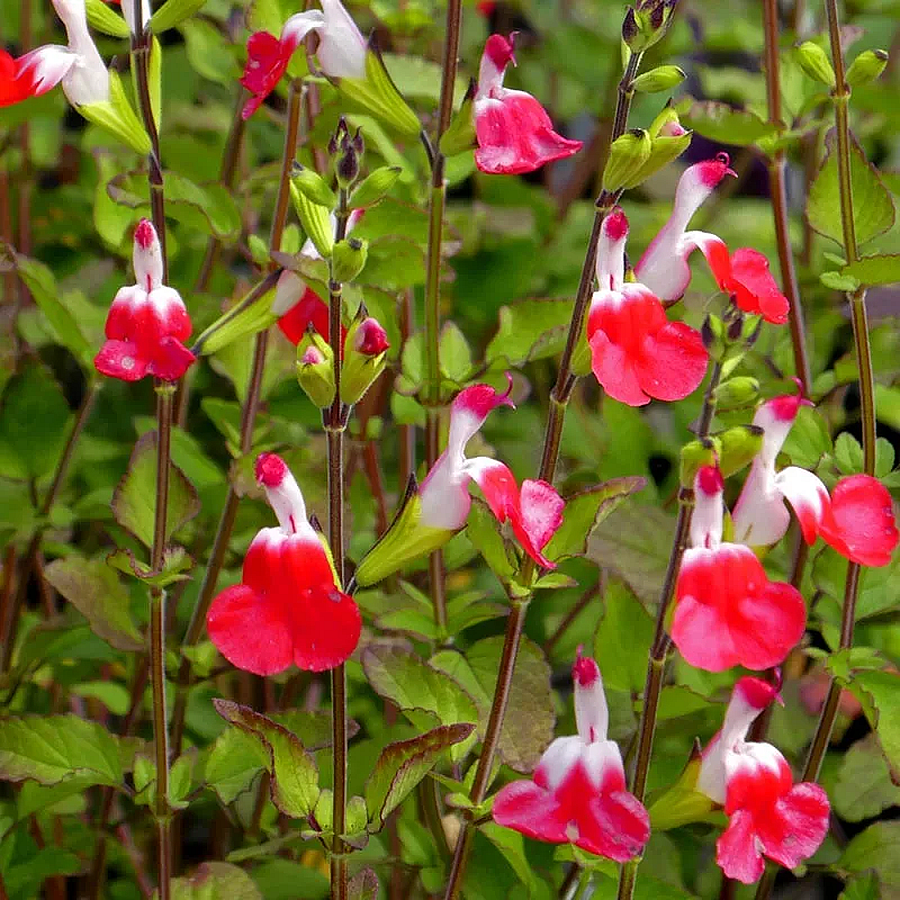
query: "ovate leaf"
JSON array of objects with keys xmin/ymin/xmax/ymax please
[
  {"xmin": 486, "ymin": 299, "xmax": 573, "ymax": 366},
  {"xmin": 839, "ymin": 822, "xmax": 900, "ymax": 889},
  {"xmin": 204, "ymin": 727, "xmax": 268, "ymax": 805},
  {"xmin": 842, "ymin": 254, "xmax": 900, "ymax": 286},
  {"xmin": 833, "ymin": 735, "xmax": 900, "ymax": 823},
  {"xmin": 681, "ymin": 99, "xmax": 777, "ymax": 146},
  {"xmin": 847, "ymin": 668, "xmax": 900, "ymax": 772},
  {"xmin": 593, "ymin": 580, "xmax": 654, "ymax": 693},
  {"xmin": 170, "ymin": 862, "xmax": 263, "ymax": 900}
]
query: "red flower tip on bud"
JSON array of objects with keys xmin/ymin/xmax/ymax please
[
  {"xmin": 696, "ymin": 465, "xmax": 724, "ymax": 497},
  {"xmin": 134, "ymin": 218, "xmax": 155, "ymax": 249},
  {"xmin": 572, "ymin": 648, "xmax": 601, "ymax": 687},
  {"xmin": 735, "ymin": 675, "xmax": 781, "ymax": 711},
  {"xmin": 255, "ymin": 452, "xmax": 289, "ymax": 488},
  {"xmin": 604, "ymin": 207, "xmax": 629, "ymax": 242},
  {"xmin": 301, "ymin": 345, "xmax": 326, "ymax": 366},
  {"xmin": 354, "ymin": 317, "xmax": 389, "ymax": 355},
  {"xmin": 658, "ymin": 120, "xmax": 687, "ymax": 137},
  {"xmin": 485, "ymin": 33, "xmax": 516, "ymax": 71},
  {"xmin": 476, "ymin": 0, "xmax": 496, "ymax": 16}
]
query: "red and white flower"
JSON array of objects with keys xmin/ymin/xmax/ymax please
[
  {"xmin": 586, "ymin": 207, "xmax": 708, "ymax": 407},
  {"xmin": 493, "ymin": 653, "xmax": 650, "ymax": 861},
  {"xmin": 240, "ymin": 0, "xmax": 366, "ymax": 119},
  {"xmin": 419, "ymin": 381, "xmax": 564, "ymax": 569},
  {"xmin": 672, "ymin": 466, "xmax": 806, "ymax": 672},
  {"xmin": 473, "ymin": 34, "xmax": 582, "ymax": 175},
  {"xmin": 732, "ymin": 392, "xmax": 899, "ymax": 567},
  {"xmin": 697, "ymin": 676, "xmax": 830, "ymax": 884},
  {"xmin": 207, "ymin": 453, "xmax": 361, "ymax": 675},
  {"xmin": 1, "ymin": 0, "xmax": 108, "ymax": 109},
  {"xmin": 635, "ymin": 155, "xmax": 790, "ymax": 325},
  {"xmin": 94, "ymin": 219, "xmax": 195, "ymax": 382}
]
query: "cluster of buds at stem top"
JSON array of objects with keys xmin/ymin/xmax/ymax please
[
  {"xmin": 700, "ymin": 308, "xmax": 762, "ymax": 365},
  {"xmin": 622, "ymin": 0, "xmax": 678, "ymax": 53},
  {"xmin": 330, "ymin": 116, "xmax": 365, "ymax": 190}
]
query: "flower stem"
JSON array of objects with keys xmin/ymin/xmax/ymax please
[
  {"xmin": 763, "ymin": 0, "xmax": 811, "ymax": 393},
  {"xmin": 443, "ymin": 600, "xmax": 529, "ymax": 900},
  {"xmin": 327, "ymin": 190, "xmax": 350, "ymax": 900},
  {"xmin": 423, "ymin": 0, "xmax": 463, "ymax": 633}
]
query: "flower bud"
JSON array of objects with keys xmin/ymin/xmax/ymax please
[
  {"xmin": 648, "ymin": 104, "xmax": 686, "ymax": 139},
  {"xmin": 291, "ymin": 164, "xmax": 336, "ymax": 209},
  {"xmin": 701, "ymin": 314, "xmax": 726, "ymax": 362},
  {"xmin": 680, "ymin": 439, "xmax": 718, "ymax": 489},
  {"xmin": 622, "ymin": 0, "xmax": 678, "ymax": 53},
  {"xmin": 846, "ymin": 49, "xmax": 888, "ymax": 87},
  {"xmin": 714, "ymin": 376, "xmax": 760, "ymax": 412},
  {"xmin": 340, "ymin": 308, "xmax": 389, "ymax": 405},
  {"xmin": 439, "ymin": 79, "xmax": 477, "ymax": 157},
  {"xmin": 716, "ymin": 424, "xmax": 764, "ymax": 478},
  {"xmin": 794, "ymin": 41, "xmax": 836, "ymax": 87},
  {"xmin": 350, "ymin": 166, "xmax": 402, "ymax": 209},
  {"xmin": 330, "ymin": 237, "xmax": 369, "ymax": 283},
  {"xmin": 290, "ymin": 183, "xmax": 334, "ymax": 258},
  {"xmin": 633, "ymin": 65, "xmax": 686, "ymax": 93},
  {"xmin": 602, "ymin": 128, "xmax": 651, "ymax": 192},
  {"xmin": 296, "ymin": 328, "xmax": 336, "ymax": 408}
]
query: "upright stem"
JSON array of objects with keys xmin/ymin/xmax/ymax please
[
  {"xmin": 327, "ymin": 194, "xmax": 350, "ymax": 900},
  {"xmin": 763, "ymin": 0, "xmax": 811, "ymax": 393},
  {"xmin": 423, "ymin": 0, "xmax": 463, "ymax": 633}
]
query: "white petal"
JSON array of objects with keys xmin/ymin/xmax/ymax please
[{"xmin": 316, "ymin": 0, "xmax": 366, "ymax": 79}]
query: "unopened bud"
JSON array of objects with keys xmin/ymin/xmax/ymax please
[
  {"xmin": 680, "ymin": 438, "xmax": 719, "ymax": 488},
  {"xmin": 633, "ymin": 65, "xmax": 686, "ymax": 93},
  {"xmin": 296, "ymin": 328, "xmax": 336, "ymax": 408},
  {"xmin": 290, "ymin": 183, "xmax": 334, "ymax": 258},
  {"xmin": 354, "ymin": 317, "xmax": 389, "ymax": 355},
  {"xmin": 846, "ymin": 49, "xmax": 888, "ymax": 87},
  {"xmin": 727, "ymin": 314, "xmax": 744, "ymax": 342},
  {"xmin": 622, "ymin": 0, "xmax": 677, "ymax": 53},
  {"xmin": 602, "ymin": 128, "xmax": 651, "ymax": 192},
  {"xmin": 341, "ymin": 307, "xmax": 389, "ymax": 405},
  {"xmin": 291, "ymin": 164, "xmax": 336, "ymax": 209},
  {"xmin": 439, "ymin": 79, "xmax": 478, "ymax": 157},
  {"xmin": 714, "ymin": 376, "xmax": 760, "ymax": 411},
  {"xmin": 794, "ymin": 41, "xmax": 836, "ymax": 87},
  {"xmin": 330, "ymin": 237, "xmax": 369, "ymax": 283},
  {"xmin": 658, "ymin": 118, "xmax": 687, "ymax": 138},
  {"xmin": 716, "ymin": 425, "xmax": 764, "ymax": 478},
  {"xmin": 350, "ymin": 166, "xmax": 402, "ymax": 210},
  {"xmin": 701, "ymin": 314, "xmax": 726, "ymax": 361}
]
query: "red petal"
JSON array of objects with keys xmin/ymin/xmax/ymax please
[
  {"xmin": 728, "ymin": 248, "xmax": 789, "ymax": 325},
  {"xmin": 757, "ymin": 782, "xmax": 830, "ymax": 870},
  {"xmin": 576, "ymin": 790, "xmax": 651, "ymax": 863},
  {"xmin": 474, "ymin": 91, "xmax": 582, "ymax": 175},
  {"xmin": 514, "ymin": 479, "xmax": 564, "ymax": 566},
  {"xmin": 717, "ymin": 809, "xmax": 766, "ymax": 884},
  {"xmin": 492, "ymin": 780, "xmax": 570, "ymax": 845},
  {"xmin": 819, "ymin": 474, "xmax": 899, "ymax": 567},
  {"xmin": 0, "ymin": 49, "xmax": 37, "ymax": 106},
  {"xmin": 729, "ymin": 580, "xmax": 807, "ymax": 670},
  {"xmin": 148, "ymin": 337, "xmax": 196, "ymax": 381},
  {"xmin": 278, "ymin": 286, "xmax": 332, "ymax": 345},
  {"xmin": 240, "ymin": 31, "xmax": 291, "ymax": 120},
  {"xmin": 589, "ymin": 331, "xmax": 650, "ymax": 407},
  {"xmin": 633, "ymin": 321, "xmax": 708, "ymax": 402},
  {"xmin": 94, "ymin": 340, "xmax": 150, "ymax": 382}
]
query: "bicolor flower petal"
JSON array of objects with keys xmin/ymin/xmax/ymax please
[
  {"xmin": 473, "ymin": 34, "xmax": 582, "ymax": 175},
  {"xmin": 733, "ymin": 393, "xmax": 899, "ymax": 566},
  {"xmin": 587, "ymin": 208, "xmax": 708, "ymax": 407},
  {"xmin": 207, "ymin": 453, "xmax": 361, "ymax": 675},
  {"xmin": 492, "ymin": 653, "xmax": 650, "ymax": 861},
  {"xmin": 635, "ymin": 155, "xmax": 789, "ymax": 324},
  {"xmin": 240, "ymin": 0, "xmax": 365, "ymax": 119},
  {"xmin": 673, "ymin": 466, "xmax": 806, "ymax": 671},
  {"xmin": 0, "ymin": 45, "xmax": 77, "ymax": 107},
  {"xmin": 697, "ymin": 677, "xmax": 830, "ymax": 884},
  {"xmin": 94, "ymin": 219, "xmax": 195, "ymax": 382}
]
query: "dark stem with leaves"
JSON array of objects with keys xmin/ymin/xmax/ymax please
[{"xmin": 754, "ymin": 4, "xmax": 876, "ymax": 898}]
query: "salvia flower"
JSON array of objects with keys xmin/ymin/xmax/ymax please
[
  {"xmin": 586, "ymin": 207, "xmax": 708, "ymax": 407},
  {"xmin": 94, "ymin": 219, "xmax": 195, "ymax": 382},
  {"xmin": 1, "ymin": 0, "xmax": 108, "ymax": 109},
  {"xmin": 207, "ymin": 453, "xmax": 361, "ymax": 675},
  {"xmin": 635, "ymin": 154, "xmax": 790, "ymax": 325},
  {"xmin": 473, "ymin": 34, "xmax": 582, "ymax": 175},
  {"xmin": 240, "ymin": 0, "xmax": 366, "ymax": 119},
  {"xmin": 673, "ymin": 466, "xmax": 806, "ymax": 672},
  {"xmin": 697, "ymin": 676, "xmax": 830, "ymax": 884},
  {"xmin": 732, "ymin": 392, "xmax": 899, "ymax": 567},
  {"xmin": 493, "ymin": 653, "xmax": 650, "ymax": 861}
]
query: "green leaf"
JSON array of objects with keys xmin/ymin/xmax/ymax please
[
  {"xmin": 839, "ymin": 873, "xmax": 881, "ymax": 900},
  {"xmin": 203, "ymin": 728, "xmax": 267, "ymax": 806},
  {"xmin": 0, "ymin": 715, "xmax": 127, "ymax": 787},
  {"xmin": 43, "ymin": 555, "xmax": 143, "ymax": 651},
  {"xmin": 111, "ymin": 431, "xmax": 200, "ymax": 549},
  {"xmin": 170, "ymin": 861, "xmax": 263, "ymax": 900},
  {"xmin": 0, "ymin": 364, "xmax": 72, "ymax": 480},
  {"xmin": 364, "ymin": 724, "xmax": 474, "ymax": 831},
  {"xmin": 213, "ymin": 700, "xmax": 319, "ymax": 818},
  {"xmin": 807, "ymin": 133, "xmax": 895, "ymax": 248},
  {"xmin": 3, "ymin": 845, "xmax": 81, "ymax": 900},
  {"xmin": 480, "ymin": 823, "xmax": 540, "ymax": 896},
  {"xmin": 847, "ymin": 668, "xmax": 900, "ymax": 772},
  {"xmin": 839, "ymin": 822, "xmax": 900, "ymax": 889},
  {"xmin": 680, "ymin": 99, "xmax": 777, "ymax": 146},
  {"xmin": 594, "ymin": 580, "xmax": 655, "ymax": 693},
  {"xmin": 833, "ymin": 735, "xmax": 900, "ymax": 823},
  {"xmin": 466, "ymin": 498, "xmax": 517, "ymax": 581},
  {"xmin": 821, "ymin": 270, "xmax": 861, "ymax": 291},
  {"xmin": 486, "ymin": 299, "xmax": 573, "ymax": 367},
  {"xmin": 439, "ymin": 321, "xmax": 473, "ymax": 383},
  {"xmin": 781, "ymin": 403, "xmax": 832, "ymax": 468},
  {"xmin": 151, "ymin": 0, "xmax": 208, "ymax": 32},
  {"xmin": 545, "ymin": 477, "xmax": 646, "ymax": 562},
  {"xmin": 842, "ymin": 254, "xmax": 900, "ymax": 286},
  {"xmin": 107, "ymin": 170, "xmax": 241, "ymax": 241}
]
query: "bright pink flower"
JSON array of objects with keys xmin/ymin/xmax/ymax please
[
  {"xmin": 673, "ymin": 466, "xmax": 806, "ymax": 672},
  {"xmin": 207, "ymin": 453, "xmax": 361, "ymax": 675},
  {"xmin": 94, "ymin": 220, "xmax": 195, "ymax": 382},
  {"xmin": 473, "ymin": 34, "xmax": 582, "ymax": 175},
  {"xmin": 635, "ymin": 155, "xmax": 789, "ymax": 325},
  {"xmin": 698, "ymin": 676, "xmax": 830, "ymax": 884},
  {"xmin": 493, "ymin": 653, "xmax": 650, "ymax": 861},
  {"xmin": 240, "ymin": 0, "xmax": 366, "ymax": 119},
  {"xmin": 353, "ymin": 317, "xmax": 389, "ymax": 355},
  {"xmin": 2, "ymin": 0, "xmax": 108, "ymax": 108},
  {"xmin": 419, "ymin": 381, "xmax": 564, "ymax": 568},
  {"xmin": 586, "ymin": 207, "xmax": 708, "ymax": 407},
  {"xmin": 733, "ymin": 393, "xmax": 899, "ymax": 566}
]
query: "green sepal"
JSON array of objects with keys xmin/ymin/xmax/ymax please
[
  {"xmin": 714, "ymin": 376, "xmax": 760, "ymax": 411},
  {"xmin": 349, "ymin": 166, "xmax": 402, "ymax": 209},
  {"xmin": 79, "ymin": 70, "xmax": 151, "ymax": 155},
  {"xmin": 716, "ymin": 424, "xmax": 764, "ymax": 478},
  {"xmin": 190, "ymin": 280, "xmax": 278, "ymax": 356},
  {"xmin": 291, "ymin": 165, "xmax": 337, "ymax": 210},
  {"xmin": 85, "ymin": 0, "xmax": 131, "ymax": 37},
  {"xmin": 290, "ymin": 183, "xmax": 334, "ymax": 258},
  {"xmin": 335, "ymin": 36, "xmax": 422, "ymax": 139},
  {"xmin": 680, "ymin": 439, "xmax": 719, "ymax": 488},
  {"xmin": 647, "ymin": 104, "xmax": 683, "ymax": 138},
  {"xmin": 439, "ymin": 79, "xmax": 477, "ymax": 157},
  {"xmin": 296, "ymin": 329, "xmax": 336, "ymax": 409},
  {"xmin": 626, "ymin": 129, "xmax": 692, "ymax": 186},
  {"xmin": 846, "ymin": 49, "xmax": 889, "ymax": 87},
  {"xmin": 794, "ymin": 41, "xmax": 836, "ymax": 87},
  {"xmin": 648, "ymin": 741, "xmax": 718, "ymax": 830},
  {"xmin": 331, "ymin": 237, "xmax": 369, "ymax": 283},
  {"xmin": 150, "ymin": 0, "xmax": 208, "ymax": 32},
  {"xmin": 353, "ymin": 477, "xmax": 455, "ymax": 587},
  {"xmin": 149, "ymin": 36, "xmax": 162, "ymax": 131},
  {"xmin": 632, "ymin": 65, "xmax": 685, "ymax": 93},
  {"xmin": 602, "ymin": 128, "xmax": 651, "ymax": 192},
  {"xmin": 621, "ymin": 1, "xmax": 677, "ymax": 53}
]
